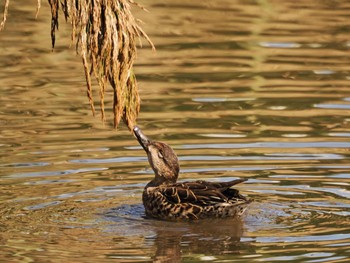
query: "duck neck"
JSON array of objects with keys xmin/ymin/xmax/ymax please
[{"xmin": 146, "ymin": 176, "xmax": 176, "ymax": 187}]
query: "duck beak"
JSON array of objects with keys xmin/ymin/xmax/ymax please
[{"xmin": 133, "ymin": 126, "xmax": 151, "ymax": 152}]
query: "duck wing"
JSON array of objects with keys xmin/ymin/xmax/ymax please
[{"xmin": 160, "ymin": 178, "xmax": 247, "ymax": 206}]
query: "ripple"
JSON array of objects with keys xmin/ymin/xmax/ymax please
[
  {"xmin": 299, "ymin": 201, "xmax": 350, "ymax": 209},
  {"xmin": 265, "ymin": 153, "xmax": 343, "ymax": 159},
  {"xmin": 23, "ymin": 179, "xmax": 77, "ymax": 185},
  {"xmin": 6, "ymin": 167, "xmax": 107, "ymax": 179},
  {"xmin": 326, "ymin": 242, "xmax": 350, "ymax": 247},
  {"xmin": 70, "ymin": 156, "xmax": 144, "ymax": 164},
  {"xmin": 281, "ymin": 134, "xmax": 308, "ymax": 138},
  {"xmin": 180, "ymin": 142, "xmax": 350, "ymax": 149},
  {"xmin": 192, "ymin": 97, "xmax": 255, "ymax": 102},
  {"xmin": 293, "ymin": 185, "xmax": 350, "ymax": 199},
  {"xmin": 105, "ymin": 204, "xmax": 146, "ymax": 223},
  {"xmin": 198, "ymin": 133, "xmax": 246, "ymax": 138},
  {"xmin": 25, "ymin": 201, "xmax": 62, "ymax": 210},
  {"xmin": 253, "ymin": 233, "xmax": 350, "ymax": 243},
  {"xmin": 306, "ymin": 256, "xmax": 347, "ymax": 263},
  {"xmin": 269, "ymin": 175, "xmax": 324, "ymax": 179},
  {"xmin": 319, "ymin": 188, "xmax": 350, "ymax": 199},
  {"xmin": 330, "ymin": 173, "xmax": 350, "ymax": 179},
  {"xmin": 0, "ymin": 162, "xmax": 50, "ymax": 168},
  {"xmin": 268, "ymin": 106, "xmax": 287, "ymax": 110},
  {"xmin": 328, "ymin": 132, "xmax": 350, "ymax": 137},
  {"xmin": 172, "ymin": 166, "xmax": 277, "ymax": 173},
  {"xmin": 312, "ymin": 69, "xmax": 335, "ymax": 75},
  {"xmin": 259, "ymin": 253, "xmax": 343, "ymax": 263},
  {"xmin": 180, "ymin": 153, "xmax": 343, "ymax": 161},
  {"xmin": 30, "ymin": 147, "xmax": 109, "ymax": 155},
  {"xmin": 259, "ymin": 41, "xmax": 301, "ymax": 48},
  {"xmin": 314, "ymin": 103, "xmax": 350, "ymax": 109},
  {"xmin": 251, "ymin": 189, "xmax": 304, "ymax": 195}
]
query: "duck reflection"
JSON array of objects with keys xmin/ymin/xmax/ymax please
[
  {"xmin": 105, "ymin": 204, "xmax": 253, "ymax": 261},
  {"xmin": 147, "ymin": 217, "xmax": 245, "ymax": 262}
]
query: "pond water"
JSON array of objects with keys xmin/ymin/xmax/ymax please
[{"xmin": 1, "ymin": 0, "xmax": 350, "ymax": 262}]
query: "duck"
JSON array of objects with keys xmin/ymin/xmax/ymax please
[{"xmin": 133, "ymin": 126, "xmax": 251, "ymax": 220}]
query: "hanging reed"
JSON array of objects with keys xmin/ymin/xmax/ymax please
[{"xmin": 1, "ymin": 0, "xmax": 153, "ymax": 130}]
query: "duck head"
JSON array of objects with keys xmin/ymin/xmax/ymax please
[{"xmin": 133, "ymin": 126, "xmax": 180, "ymax": 185}]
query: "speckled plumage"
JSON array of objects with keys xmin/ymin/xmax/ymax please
[{"xmin": 133, "ymin": 126, "xmax": 251, "ymax": 220}]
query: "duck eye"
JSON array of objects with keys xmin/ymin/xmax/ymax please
[{"xmin": 158, "ymin": 151, "xmax": 164, "ymax": 159}]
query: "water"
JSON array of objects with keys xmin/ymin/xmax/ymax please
[{"xmin": 1, "ymin": 0, "xmax": 350, "ymax": 262}]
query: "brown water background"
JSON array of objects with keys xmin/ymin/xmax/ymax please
[{"xmin": 1, "ymin": 0, "xmax": 350, "ymax": 262}]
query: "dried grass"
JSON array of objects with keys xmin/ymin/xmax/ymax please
[{"xmin": 1, "ymin": 0, "xmax": 154, "ymax": 130}]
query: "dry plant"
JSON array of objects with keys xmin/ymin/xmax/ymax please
[{"xmin": 1, "ymin": 0, "xmax": 154, "ymax": 130}]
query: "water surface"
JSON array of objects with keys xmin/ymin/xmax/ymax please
[{"xmin": 1, "ymin": 0, "xmax": 350, "ymax": 262}]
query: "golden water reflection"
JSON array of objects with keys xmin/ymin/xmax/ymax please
[{"xmin": 1, "ymin": 0, "xmax": 350, "ymax": 262}]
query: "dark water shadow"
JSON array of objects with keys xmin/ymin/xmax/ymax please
[{"xmin": 103, "ymin": 204, "xmax": 255, "ymax": 261}]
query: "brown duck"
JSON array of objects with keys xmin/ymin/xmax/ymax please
[{"xmin": 133, "ymin": 126, "xmax": 251, "ymax": 220}]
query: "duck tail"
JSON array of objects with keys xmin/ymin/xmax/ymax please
[
  {"xmin": 228, "ymin": 178, "xmax": 247, "ymax": 186},
  {"xmin": 212, "ymin": 178, "xmax": 247, "ymax": 190}
]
